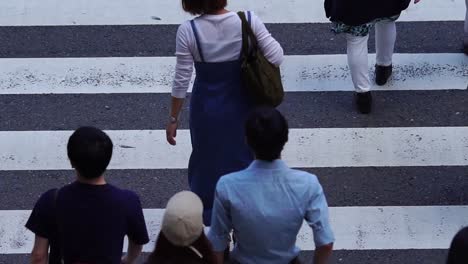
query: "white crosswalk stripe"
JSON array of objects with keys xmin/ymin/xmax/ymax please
[
  {"xmin": 1, "ymin": 206, "xmax": 467, "ymax": 254},
  {"xmin": 1, "ymin": 127, "xmax": 468, "ymax": 170},
  {"xmin": 0, "ymin": 0, "xmax": 467, "ymax": 262},
  {"xmin": 0, "ymin": 0, "xmax": 465, "ymax": 25},
  {"xmin": 1, "ymin": 54, "xmax": 466, "ymax": 94}
]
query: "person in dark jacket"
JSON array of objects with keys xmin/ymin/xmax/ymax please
[
  {"xmin": 324, "ymin": 0, "xmax": 422, "ymax": 114},
  {"xmin": 146, "ymin": 191, "xmax": 217, "ymax": 264},
  {"xmin": 447, "ymin": 227, "xmax": 468, "ymax": 264}
]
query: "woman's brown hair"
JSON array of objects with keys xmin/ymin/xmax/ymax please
[
  {"xmin": 146, "ymin": 232, "xmax": 217, "ymax": 264},
  {"xmin": 182, "ymin": 0, "xmax": 227, "ymax": 15}
]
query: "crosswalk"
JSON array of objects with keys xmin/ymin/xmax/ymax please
[
  {"xmin": 2, "ymin": 127, "xmax": 468, "ymax": 170},
  {"xmin": 0, "ymin": 0, "xmax": 467, "ymax": 263},
  {"xmin": 1, "ymin": 54, "xmax": 466, "ymax": 94},
  {"xmin": 0, "ymin": 0, "xmax": 465, "ymax": 25},
  {"xmin": 2, "ymin": 206, "xmax": 468, "ymax": 254}
]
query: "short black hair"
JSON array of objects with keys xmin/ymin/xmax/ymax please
[
  {"xmin": 447, "ymin": 226, "xmax": 468, "ymax": 264},
  {"xmin": 67, "ymin": 126, "xmax": 113, "ymax": 179},
  {"xmin": 245, "ymin": 107, "xmax": 289, "ymax": 161},
  {"xmin": 181, "ymin": 0, "xmax": 227, "ymax": 15}
]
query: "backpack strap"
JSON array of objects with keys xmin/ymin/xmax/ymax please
[{"xmin": 190, "ymin": 20, "xmax": 206, "ymax": 63}]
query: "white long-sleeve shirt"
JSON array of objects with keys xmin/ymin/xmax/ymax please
[{"xmin": 172, "ymin": 11, "xmax": 285, "ymax": 98}]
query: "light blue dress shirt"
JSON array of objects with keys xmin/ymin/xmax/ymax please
[{"xmin": 208, "ymin": 160, "xmax": 335, "ymax": 264}]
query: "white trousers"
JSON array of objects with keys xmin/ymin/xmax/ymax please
[{"xmin": 346, "ymin": 21, "xmax": 397, "ymax": 92}]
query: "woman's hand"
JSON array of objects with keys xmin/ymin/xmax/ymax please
[
  {"xmin": 166, "ymin": 121, "xmax": 178, "ymax": 146},
  {"xmin": 167, "ymin": 97, "xmax": 184, "ymax": 146}
]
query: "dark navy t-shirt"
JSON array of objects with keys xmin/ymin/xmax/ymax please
[{"xmin": 26, "ymin": 182, "xmax": 149, "ymax": 264}]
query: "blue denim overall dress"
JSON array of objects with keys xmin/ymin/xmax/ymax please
[{"xmin": 188, "ymin": 16, "xmax": 254, "ymax": 225}]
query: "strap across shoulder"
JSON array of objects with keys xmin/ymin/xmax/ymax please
[
  {"xmin": 190, "ymin": 20, "xmax": 206, "ymax": 63},
  {"xmin": 190, "ymin": 12, "xmax": 252, "ymax": 63}
]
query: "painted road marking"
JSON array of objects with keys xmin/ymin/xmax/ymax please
[
  {"xmin": 1, "ymin": 206, "xmax": 466, "ymax": 254},
  {"xmin": 1, "ymin": 127, "xmax": 468, "ymax": 170},
  {"xmin": 0, "ymin": 54, "xmax": 466, "ymax": 94},
  {"xmin": 0, "ymin": 0, "xmax": 465, "ymax": 26}
]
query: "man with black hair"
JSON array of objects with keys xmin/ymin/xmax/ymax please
[
  {"xmin": 208, "ymin": 107, "xmax": 334, "ymax": 264},
  {"xmin": 26, "ymin": 127, "xmax": 149, "ymax": 264},
  {"xmin": 447, "ymin": 226, "xmax": 468, "ymax": 264}
]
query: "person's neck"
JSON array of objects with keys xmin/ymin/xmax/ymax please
[
  {"xmin": 76, "ymin": 174, "xmax": 107, "ymax": 185},
  {"xmin": 206, "ymin": 9, "xmax": 229, "ymax": 15}
]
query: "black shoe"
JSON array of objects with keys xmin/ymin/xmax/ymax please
[
  {"xmin": 356, "ymin": 92, "xmax": 372, "ymax": 114},
  {"xmin": 375, "ymin": 64, "xmax": 392, "ymax": 86}
]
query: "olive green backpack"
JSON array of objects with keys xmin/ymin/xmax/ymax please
[{"xmin": 238, "ymin": 11, "xmax": 284, "ymax": 107}]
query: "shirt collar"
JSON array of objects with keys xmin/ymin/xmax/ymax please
[{"xmin": 247, "ymin": 159, "xmax": 289, "ymax": 170}]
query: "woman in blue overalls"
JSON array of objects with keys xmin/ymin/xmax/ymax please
[{"xmin": 166, "ymin": 0, "xmax": 284, "ymax": 225}]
